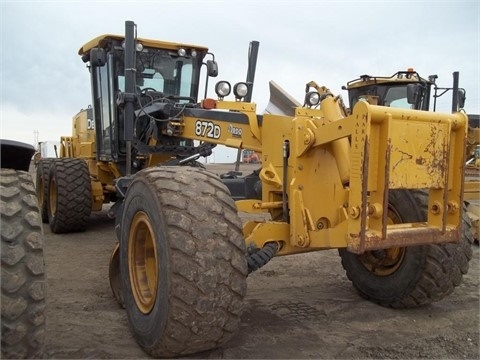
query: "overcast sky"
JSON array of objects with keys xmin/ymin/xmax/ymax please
[{"xmin": 1, "ymin": 0, "xmax": 479, "ymax": 162}]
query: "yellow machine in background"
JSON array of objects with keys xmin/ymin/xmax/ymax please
[
  {"xmin": 36, "ymin": 21, "xmax": 474, "ymax": 358},
  {"xmin": 60, "ymin": 107, "xmax": 95, "ymax": 159}
]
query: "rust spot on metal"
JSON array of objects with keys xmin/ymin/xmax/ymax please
[
  {"xmin": 347, "ymin": 226, "xmax": 460, "ymax": 254},
  {"xmin": 416, "ymin": 157, "xmax": 426, "ymax": 165},
  {"xmin": 392, "ymin": 149, "xmax": 413, "ymax": 171},
  {"xmin": 422, "ymin": 124, "xmax": 447, "ymax": 182}
]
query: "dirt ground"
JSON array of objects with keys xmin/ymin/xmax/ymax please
[{"xmin": 34, "ymin": 163, "xmax": 479, "ymax": 359}]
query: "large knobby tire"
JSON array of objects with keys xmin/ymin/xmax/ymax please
[
  {"xmin": 119, "ymin": 166, "xmax": 247, "ymax": 358},
  {"xmin": 48, "ymin": 158, "xmax": 92, "ymax": 233},
  {"xmin": 35, "ymin": 159, "xmax": 51, "ymax": 223},
  {"xmin": 1, "ymin": 170, "xmax": 46, "ymax": 358},
  {"xmin": 339, "ymin": 189, "xmax": 473, "ymax": 308}
]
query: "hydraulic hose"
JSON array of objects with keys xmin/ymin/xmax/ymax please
[{"xmin": 246, "ymin": 242, "xmax": 280, "ymax": 274}]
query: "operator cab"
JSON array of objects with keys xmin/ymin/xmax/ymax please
[
  {"xmin": 78, "ymin": 34, "xmax": 216, "ymax": 167},
  {"xmin": 344, "ymin": 69, "xmax": 432, "ymax": 111},
  {"xmin": 344, "ymin": 68, "xmax": 466, "ymax": 114}
]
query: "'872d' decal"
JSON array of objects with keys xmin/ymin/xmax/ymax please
[{"xmin": 195, "ymin": 120, "xmax": 221, "ymax": 139}]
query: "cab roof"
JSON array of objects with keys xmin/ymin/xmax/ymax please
[
  {"xmin": 78, "ymin": 34, "xmax": 209, "ymax": 56},
  {"xmin": 346, "ymin": 70, "xmax": 430, "ymax": 90}
]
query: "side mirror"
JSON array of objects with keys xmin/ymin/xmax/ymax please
[
  {"xmin": 458, "ymin": 88, "xmax": 466, "ymax": 109},
  {"xmin": 90, "ymin": 48, "xmax": 106, "ymax": 67},
  {"xmin": 206, "ymin": 60, "xmax": 218, "ymax": 77},
  {"xmin": 406, "ymin": 83, "xmax": 421, "ymax": 105}
]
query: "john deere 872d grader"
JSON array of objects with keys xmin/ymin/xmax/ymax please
[{"xmin": 36, "ymin": 21, "xmax": 473, "ymax": 358}]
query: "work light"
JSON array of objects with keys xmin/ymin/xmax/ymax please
[
  {"xmin": 305, "ymin": 91, "xmax": 320, "ymax": 107},
  {"xmin": 215, "ymin": 81, "xmax": 231, "ymax": 98},
  {"xmin": 233, "ymin": 82, "xmax": 249, "ymax": 100}
]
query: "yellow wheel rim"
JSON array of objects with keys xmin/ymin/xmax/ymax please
[
  {"xmin": 358, "ymin": 207, "xmax": 406, "ymax": 276},
  {"xmin": 128, "ymin": 211, "xmax": 158, "ymax": 314}
]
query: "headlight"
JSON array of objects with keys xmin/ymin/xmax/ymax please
[
  {"xmin": 177, "ymin": 48, "xmax": 186, "ymax": 57},
  {"xmin": 215, "ymin": 81, "xmax": 231, "ymax": 98},
  {"xmin": 233, "ymin": 82, "xmax": 249, "ymax": 99},
  {"xmin": 191, "ymin": 49, "xmax": 197, "ymax": 57},
  {"xmin": 305, "ymin": 91, "xmax": 320, "ymax": 107}
]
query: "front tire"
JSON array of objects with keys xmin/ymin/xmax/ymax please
[
  {"xmin": 120, "ymin": 166, "xmax": 247, "ymax": 357},
  {"xmin": 1, "ymin": 170, "xmax": 46, "ymax": 358},
  {"xmin": 48, "ymin": 158, "xmax": 92, "ymax": 233},
  {"xmin": 339, "ymin": 189, "xmax": 473, "ymax": 308}
]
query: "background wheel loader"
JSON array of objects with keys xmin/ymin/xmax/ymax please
[
  {"xmin": 1, "ymin": 140, "xmax": 46, "ymax": 358},
  {"xmin": 36, "ymin": 20, "xmax": 473, "ymax": 358}
]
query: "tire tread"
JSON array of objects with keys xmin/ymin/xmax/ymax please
[
  {"xmin": 48, "ymin": 158, "xmax": 92, "ymax": 233},
  {"xmin": 1, "ymin": 170, "xmax": 46, "ymax": 359},
  {"xmin": 127, "ymin": 166, "xmax": 246, "ymax": 357},
  {"xmin": 340, "ymin": 189, "xmax": 473, "ymax": 308}
]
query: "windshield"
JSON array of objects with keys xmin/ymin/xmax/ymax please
[
  {"xmin": 349, "ymin": 85, "xmax": 412, "ymax": 109},
  {"xmin": 349, "ymin": 84, "xmax": 412, "ymax": 109},
  {"xmin": 115, "ymin": 47, "xmax": 201, "ymax": 100},
  {"xmin": 383, "ymin": 86, "xmax": 411, "ymax": 109},
  {"xmin": 348, "ymin": 83, "xmax": 430, "ymax": 110}
]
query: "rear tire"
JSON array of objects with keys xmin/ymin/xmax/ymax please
[
  {"xmin": 339, "ymin": 189, "xmax": 473, "ymax": 308},
  {"xmin": 35, "ymin": 159, "xmax": 51, "ymax": 223},
  {"xmin": 120, "ymin": 166, "xmax": 247, "ymax": 357},
  {"xmin": 48, "ymin": 158, "xmax": 92, "ymax": 233},
  {"xmin": 1, "ymin": 170, "xmax": 46, "ymax": 358}
]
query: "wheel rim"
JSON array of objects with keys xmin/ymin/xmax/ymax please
[
  {"xmin": 358, "ymin": 207, "xmax": 406, "ymax": 276},
  {"xmin": 49, "ymin": 177, "xmax": 57, "ymax": 217},
  {"xmin": 128, "ymin": 211, "xmax": 158, "ymax": 314}
]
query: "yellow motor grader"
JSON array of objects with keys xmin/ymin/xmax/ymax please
[{"xmin": 36, "ymin": 21, "xmax": 473, "ymax": 358}]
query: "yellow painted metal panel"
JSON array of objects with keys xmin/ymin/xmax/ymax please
[{"xmin": 388, "ymin": 120, "xmax": 449, "ymax": 189}]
